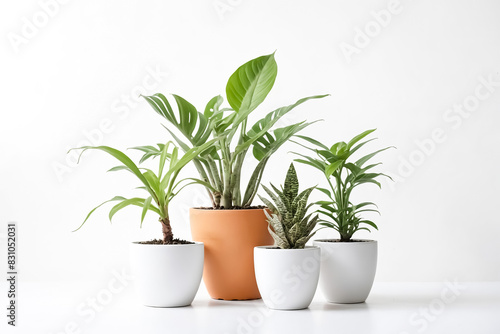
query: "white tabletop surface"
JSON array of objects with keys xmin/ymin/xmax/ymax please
[{"xmin": 2, "ymin": 281, "xmax": 499, "ymax": 334}]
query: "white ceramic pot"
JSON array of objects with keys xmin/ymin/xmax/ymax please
[
  {"xmin": 254, "ymin": 246, "xmax": 320, "ymax": 310},
  {"xmin": 313, "ymin": 239, "xmax": 377, "ymax": 304},
  {"xmin": 130, "ymin": 242, "xmax": 204, "ymax": 307}
]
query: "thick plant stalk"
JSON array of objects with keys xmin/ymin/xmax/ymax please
[
  {"xmin": 221, "ymin": 162, "xmax": 232, "ymax": 208},
  {"xmin": 206, "ymin": 157, "xmax": 223, "ymax": 195},
  {"xmin": 193, "ymin": 159, "xmax": 216, "ymax": 207},
  {"xmin": 161, "ymin": 218, "xmax": 173, "ymax": 244},
  {"xmin": 221, "ymin": 139, "xmax": 233, "ymax": 208},
  {"xmin": 242, "ymin": 157, "xmax": 269, "ymax": 206}
]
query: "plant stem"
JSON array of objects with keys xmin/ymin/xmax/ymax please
[
  {"xmin": 160, "ymin": 218, "xmax": 173, "ymax": 244},
  {"xmin": 220, "ymin": 138, "xmax": 233, "ymax": 208},
  {"xmin": 193, "ymin": 159, "xmax": 215, "ymax": 206}
]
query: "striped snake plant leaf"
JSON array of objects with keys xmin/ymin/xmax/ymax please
[
  {"xmin": 283, "ymin": 163, "xmax": 299, "ymax": 202},
  {"xmin": 260, "ymin": 163, "xmax": 318, "ymax": 249}
]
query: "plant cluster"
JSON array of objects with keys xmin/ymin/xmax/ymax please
[
  {"xmin": 259, "ymin": 163, "xmax": 319, "ymax": 249},
  {"xmin": 142, "ymin": 53, "xmax": 327, "ymax": 209},
  {"xmin": 74, "ymin": 52, "xmax": 392, "ymax": 245},
  {"xmin": 293, "ymin": 129, "xmax": 392, "ymax": 241}
]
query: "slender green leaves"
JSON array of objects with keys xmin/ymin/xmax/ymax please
[{"xmin": 293, "ymin": 129, "xmax": 392, "ymax": 241}]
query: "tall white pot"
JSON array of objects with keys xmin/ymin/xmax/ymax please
[
  {"xmin": 254, "ymin": 246, "xmax": 320, "ymax": 310},
  {"xmin": 313, "ymin": 239, "xmax": 377, "ymax": 304},
  {"xmin": 130, "ymin": 242, "xmax": 204, "ymax": 307}
]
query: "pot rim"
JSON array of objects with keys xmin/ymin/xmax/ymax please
[
  {"xmin": 313, "ymin": 239, "xmax": 377, "ymax": 243},
  {"xmin": 131, "ymin": 241, "xmax": 204, "ymax": 246},
  {"xmin": 189, "ymin": 207, "xmax": 269, "ymax": 212},
  {"xmin": 254, "ymin": 245, "xmax": 320, "ymax": 251}
]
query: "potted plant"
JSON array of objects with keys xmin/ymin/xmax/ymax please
[
  {"xmin": 293, "ymin": 129, "xmax": 392, "ymax": 303},
  {"xmin": 72, "ymin": 139, "xmax": 216, "ymax": 307},
  {"xmin": 254, "ymin": 163, "xmax": 320, "ymax": 310},
  {"xmin": 141, "ymin": 53, "xmax": 328, "ymax": 300}
]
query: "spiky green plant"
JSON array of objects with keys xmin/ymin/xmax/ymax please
[
  {"xmin": 142, "ymin": 53, "xmax": 328, "ymax": 209},
  {"xmin": 72, "ymin": 139, "xmax": 217, "ymax": 244},
  {"xmin": 293, "ymin": 129, "xmax": 393, "ymax": 242},
  {"xmin": 259, "ymin": 163, "xmax": 319, "ymax": 249}
]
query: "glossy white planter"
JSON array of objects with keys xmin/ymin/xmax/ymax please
[
  {"xmin": 313, "ymin": 239, "xmax": 377, "ymax": 304},
  {"xmin": 130, "ymin": 242, "xmax": 204, "ymax": 307},
  {"xmin": 254, "ymin": 246, "xmax": 320, "ymax": 310}
]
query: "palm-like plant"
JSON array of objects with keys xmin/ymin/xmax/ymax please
[
  {"xmin": 293, "ymin": 129, "xmax": 392, "ymax": 242},
  {"xmin": 259, "ymin": 163, "xmax": 319, "ymax": 249},
  {"xmin": 73, "ymin": 139, "xmax": 217, "ymax": 244},
  {"xmin": 142, "ymin": 53, "xmax": 328, "ymax": 209}
]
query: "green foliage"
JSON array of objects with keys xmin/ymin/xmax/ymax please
[
  {"xmin": 71, "ymin": 139, "xmax": 217, "ymax": 242},
  {"xmin": 259, "ymin": 163, "xmax": 319, "ymax": 249},
  {"xmin": 142, "ymin": 53, "xmax": 328, "ymax": 209},
  {"xmin": 293, "ymin": 129, "xmax": 393, "ymax": 241}
]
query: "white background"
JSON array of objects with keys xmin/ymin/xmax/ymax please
[{"xmin": 1, "ymin": 0, "xmax": 500, "ymax": 290}]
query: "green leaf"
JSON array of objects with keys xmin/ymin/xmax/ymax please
[
  {"xmin": 354, "ymin": 202, "xmax": 378, "ymax": 210},
  {"xmin": 294, "ymin": 135, "xmax": 329, "ymax": 150},
  {"xmin": 241, "ymin": 157, "xmax": 268, "ymax": 206},
  {"xmin": 204, "ymin": 95, "xmax": 223, "ymax": 118},
  {"xmin": 359, "ymin": 220, "xmax": 378, "ymax": 230},
  {"xmin": 143, "ymin": 170, "xmax": 161, "ymax": 198},
  {"xmin": 109, "ymin": 197, "xmax": 158, "ymax": 222},
  {"xmin": 141, "ymin": 94, "xmax": 175, "ymax": 122},
  {"xmin": 355, "ymin": 146, "xmax": 394, "ymax": 167},
  {"xmin": 73, "ymin": 196, "xmax": 125, "ymax": 232},
  {"xmin": 140, "ymin": 196, "xmax": 153, "ymax": 227},
  {"xmin": 283, "ymin": 163, "xmax": 299, "ymax": 201},
  {"xmin": 317, "ymin": 149, "xmax": 341, "ymax": 164},
  {"xmin": 316, "ymin": 187, "xmax": 331, "ymax": 198},
  {"xmin": 107, "ymin": 165, "xmax": 130, "ymax": 173},
  {"xmin": 226, "ymin": 53, "xmax": 278, "ymax": 114},
  {"xmin": 253, "ymin": 120, "xmax": 314, "ymax": 161},
  {"xmin": 73, "ymin": 146, "xmax": 155, "ymax": 199},
  {"xmin": 352, "ymin": 178, "xmax": 382, "ymax": 188},
  {"xmin": 292, "ymin": 152, "xmax": 326, "ymax": 172},
  {"xmin": 261, "ymin": 185, "xmax": 287, "ymax": 215},
  {"xmin": 265, "ymin": 210, "xmax": 290, "ymax": 248},
  {"xmin": 258, "ymin": 195, "xmax": 277, "ymax": 214},
  {"xmin": 325, "ymin": 160, "xmax": 344, "ymax": 178},
  {"xmin": 316, "ymin": 200, "xmax": 335, "ymax": 206},
  {"xmin": 291, "ymin": 187, "xmax": 315, "ymax": 223},
  {"xmin": 172, "ymin": 94, "xmax": 198, "ymax": 137},
  {"xmin": 346, "ymin": 129, "xmax": 376, "ymax": 150},
  {"xmin": 235, "ymin": 95, "xmax": 328, "ymax": 156},
  {"xmin": 178, "ymin": 177, "xmax": 218, "ymax": 193},
  {"xmin": 160, "ymin": 136, "xmax": 220, "ymax": 189},
  {"xmin": 158, "ymin": 141, "xmax": 173, "ymax": 178}
]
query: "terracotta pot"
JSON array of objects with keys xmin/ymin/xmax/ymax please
[{"xmin": 190, "ymin": 208, "xmax": 273, "ymax": 300}]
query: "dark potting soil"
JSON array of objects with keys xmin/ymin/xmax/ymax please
[
  {"xmin": 194, "ymin": 205, "xmax": 267, "ymax": 210},
  {"xmin": 137, "ymin": 238, "xmax": 194, "ymax": 245},
  {"xmin": 320, "ymin": 239, "xmax": 373, "ymax": 243}
]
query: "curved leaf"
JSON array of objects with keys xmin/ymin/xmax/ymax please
[
  {"xmin": 235, "ymin": 95, "xmax": 328, "ymax": 156},
  {"xmin": 140, "ymin": 196, "xmax": 153, "ymax": 227},
  {"xmin": 109, "ymin": 197, "xmax": 159, "ymax": 222},
  {"xmin": 73, "ymin": 196, "xmax": 125, "ymax": 232},
  {"xmin": 73, "ymin": 146, "xmax": 155, "ymax": 199},
  {"xmin": 226, "ymin": 53, "xmax": 278, "ymax": 114}
]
